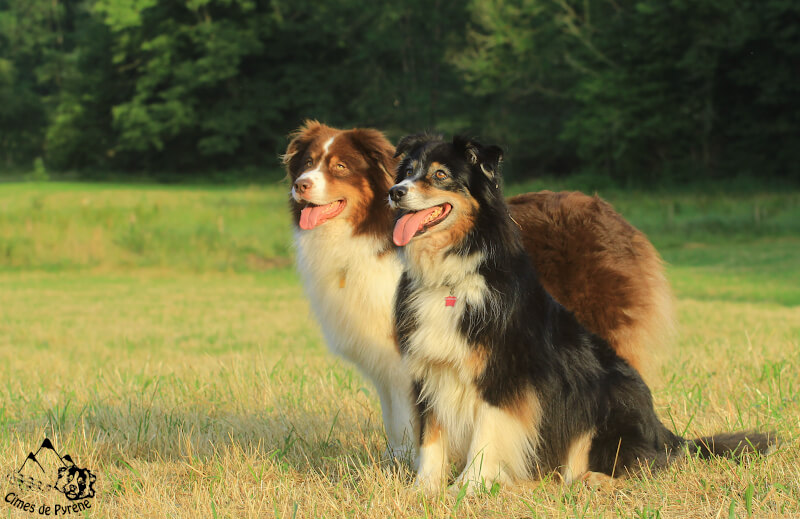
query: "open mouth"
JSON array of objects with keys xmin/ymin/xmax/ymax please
[
  {"xmin": 393, "ymin": 203, "xmax": 452, "ymax": 246},
  {"xmin": 298, "ymin": 200, "xmax": 346, "ymax": 230}
]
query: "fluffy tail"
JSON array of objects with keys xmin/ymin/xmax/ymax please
[{"xmin": 686, "ymin": 431, "xmax": 778, "ymax": 459}]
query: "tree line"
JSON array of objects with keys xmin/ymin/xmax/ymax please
[{"xmin": 1, "ymin": 0, "xmax": 798, "ymax": 183}]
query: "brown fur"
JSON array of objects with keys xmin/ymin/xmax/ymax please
[
  {"xmin": 508, "ymin": 191, "xmax": 675, "ymax": 378},
  {"xmin": 422, "ymin": 414, "xmax": 443, "ymax": 447},
  {"xmin": 437, "ymin": 203, "xmax": 477, "ymax": 253},
  {"xmin": 285, "ymin": 123, "xmax": 675, "ymax": 380},
  {"xmin": 464, "ymin": 347, "xmax": 488, "ymax": 379},
  {"xmin": 401, "ymin": 189, "xmax": 480, "ymax": 277},
  {"xmin": 504, "ymin": 387, "xmax": 543, "ymax": 429},
  {"xmin": 283, "ymin": 120, "xmax": 398, "ymax": 240}
]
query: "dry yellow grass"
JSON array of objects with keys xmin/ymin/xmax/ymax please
[
  {"xmin": 1, "ymin": 268, "xmax": 797, "ymax": 518},
  {"xmin": 1, "ymin": 183, "xmax": 798, "ymax": 517}
]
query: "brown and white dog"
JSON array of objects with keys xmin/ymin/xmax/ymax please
[{"xmin": 283, "ymin": 120, "xmax": 674, "ymax": 461}]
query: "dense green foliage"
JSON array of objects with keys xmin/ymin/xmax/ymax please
[
  {"xmin": 1, "ymin": 0, "xmax": 798, "ymax": 182},
  {"xmin": 459, "ymin": 0, "xmax": 800, "ymax": 182}
]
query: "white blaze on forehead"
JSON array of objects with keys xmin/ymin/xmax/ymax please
[
  {"xmin": 323, "ymin": 136, "xmax": 335, "ymax": 154},
  {"xmin": 291, "ymin": 136, "xmax": 336, "ymax": 202}
]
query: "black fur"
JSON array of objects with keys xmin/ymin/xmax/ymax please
[{"xmin": 393, "ymin": 134, "xmax": 777, "ymax": 481}]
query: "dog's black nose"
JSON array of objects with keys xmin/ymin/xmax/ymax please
[{"xmin": 389, "ymin": 185, "xmax": 408, "ymax": 202}]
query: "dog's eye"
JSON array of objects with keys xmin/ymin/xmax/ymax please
[
  {"xmin": 405, "ymin": 167, "xmax": 414, "ymax": 177},
  {"xmin": 336, "ymin": 163, "xmax": 346, "ymax": 170},
  {"xmin": 434, "ymin": 169, "xmax": 448, "ymax": 180},
  {"xmin": 305, "ymin": 158, "xmax": 313, "ymax": 167}
]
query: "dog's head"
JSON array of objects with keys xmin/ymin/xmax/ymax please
[
  {"xmin": 283, "ymin": 120, "xmax": 397, "ymax": 237},
  {"xmin": 389, "ymin": 134, "xmax": 503, "ymax": 248}
]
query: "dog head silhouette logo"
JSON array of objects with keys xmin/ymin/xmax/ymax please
[{"xmin": 4, "ymin": 438, "xmax": 97, "ymax": 513}]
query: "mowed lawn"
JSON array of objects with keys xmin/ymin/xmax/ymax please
[{"xmin": 0, "ymin": 182, "xmax": 798, "ymax": 518}]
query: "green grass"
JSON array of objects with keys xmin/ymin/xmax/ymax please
[
  {"xmin": 2, "ymin": 179, "xmax": 799, "ymax": 273},
  {"xmin": 508, "ymin": 178, "xmax": 800, "ymax": 249},
  {"xmin": 0, "ymin": 181, "xmax": 293, "ymax": 271},
  {"xmin": 666, "ymin": 238, "xmax": 800, "ymax": 306},
  {"xmin": 0, "ymin": 181, "xmax": 798, "ymax": 518}
]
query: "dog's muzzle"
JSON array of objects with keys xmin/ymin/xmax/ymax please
[{"xmin": 389, "ymin": 184, "xmax": 408, "ymax": 203}]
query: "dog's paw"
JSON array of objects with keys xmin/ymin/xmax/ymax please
[
  {"xmin": 447, "ymin": 480, "xmax": 477, "ymax": 497},
  {"xmin": 450, "ymin": 467, "xmax": 506, "ymax": 496},
  {"xmin": 414, "ymin": 473, "xmax": 445, "ymax": 497},
  {"xmin": 580, "ymin": 471, "xmax": 616, "ymax": 490}
]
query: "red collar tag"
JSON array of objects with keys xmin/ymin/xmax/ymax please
[{"xmin": 445, "ymin": 295, "xmax": 457, "ymax": 307}]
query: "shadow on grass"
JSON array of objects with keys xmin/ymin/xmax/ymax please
[{"xmin": 5, "ymin": 398, "xmax": 413, "ymax": 483}]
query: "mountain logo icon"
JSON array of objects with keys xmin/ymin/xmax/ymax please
[{"xmin": 6, "ymin": 438, "xmax": 96, "ymax": 501}]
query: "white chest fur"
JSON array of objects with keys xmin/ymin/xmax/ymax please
[
  {"xmin": 401, "ymin": 257, "xmax": 489, "ymax": 460},
  {"xmin": 294, "ymin": 221, "xmax": 403, "ymax": 381}
]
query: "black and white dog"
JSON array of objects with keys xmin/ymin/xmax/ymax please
[{"xmin": 388, "ymin": 134, "xmax": 776, "ymax": 493}]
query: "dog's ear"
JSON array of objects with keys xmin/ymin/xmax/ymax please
[
  {"xmin": 453, "ymin": 136, "xmax": 503, "ymax": 180},
  {"xmin": 350, "ymin": 128, "xmax": 397, "ymax": 179},
  {"xmin": 394, "ymin": 133, "xmax": 442, "ymax": 159},
  {"xmin": 281, "ymin": 120, "xmax": 325, "ymax": 178},
  {"xmin": 453, "ymin": 136, "xmax": 480, "ymax": 166},
  {"xmin": 480, "ymin": 144, "xmax": 503, "ymax": 180}
]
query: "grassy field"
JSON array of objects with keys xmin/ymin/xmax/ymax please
[{"xmin": 0, "ymin": 181, "xmax": 798, "ymax": 518}]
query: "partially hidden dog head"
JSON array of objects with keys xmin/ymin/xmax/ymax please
[
  {"xmin": 283, "ymin": 120, "xmax": 397, "ymax": 236},
  {"xmin": 389, "ymin": 133, "xmax": 504, "ymax": 248}
]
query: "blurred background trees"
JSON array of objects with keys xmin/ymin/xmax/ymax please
[{"xmin": 0, "ymin": 0, "xmax": 798, "ymax": 183}]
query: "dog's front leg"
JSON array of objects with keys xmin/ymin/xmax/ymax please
[
  {"xmin": 451, "ymin": 403, "xmax": 532, "ymax": 494},
  {"xmin": 376, "ymin": 374, "xmax": 418, "ymax": 465},
  {"xmin": 375, "ymin": 382, "xmax": 399, "ymax": 459},
  {"xmin": 414, "ymin": 406, "xmax": 449, "ymax": 495},
  {"xmin": 389, "ymin": 381, "xmax": 420, "ymax": 465}
]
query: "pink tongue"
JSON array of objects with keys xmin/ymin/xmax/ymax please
[
  {"xmin": 299, "ymin": 203, "xmax": 337, "ymax": 230},
  {"xmin": 393, "ymin": 208, "xmax": 437, "ymax": 246}
]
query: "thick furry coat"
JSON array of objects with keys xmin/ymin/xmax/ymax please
[
  {"xmin": 283, "ymin": 121, "xmax": 673, "ymax": 460},
  {"xmin": 389, "ymin": 134, "xmax": 775, "ymax": 491}
]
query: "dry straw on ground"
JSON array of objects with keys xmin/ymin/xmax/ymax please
[
  {"xmin": 1, "ymin": 270, "xmax": 797, "ymax": 518},
  {"xmin": 1, "ymin": 184, "xmax": 798, "ymax": 518}
]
